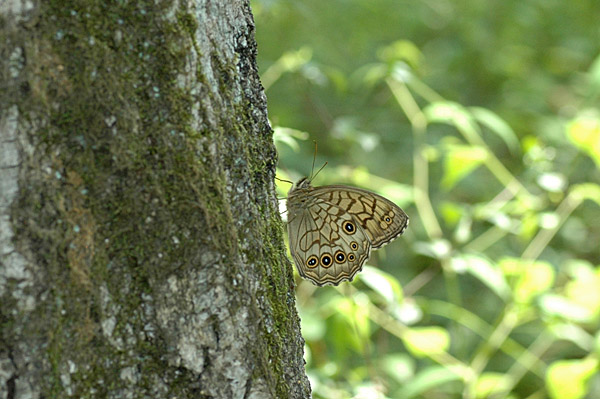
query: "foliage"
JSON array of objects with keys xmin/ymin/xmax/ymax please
[{"xmin": 253, "ymin": 0, "xmax": 600, "ymax": 397}]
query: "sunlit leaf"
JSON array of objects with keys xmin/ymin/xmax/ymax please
[
  {"xmin": 353, "ymin": 383, "xmax": 390, "ymax": 399},
  {"xmin": 571, "ymin": 183, "xmax": 600, "ymax": 205},
  {"xmin": 516, "ymin": 263, "xmax": 555, "ymax": 304},
  {"xmin": 355, "ymin": 63, "xmax": 389, "ymax": 87},
  {"xmin": 402, "ymin": 326, "xmax": 450, "ymax": 357},
  {"xmin": 328, "ymin": 295, "xmax": 371, "ymax": 351},
  {"xmin": 298, "ymin": 307, "xmax": 327, "ymax": 342},
  {"xmin": 391, "ymin": 61, "xmax": 414, "ymax": 83},
  {"xmin": 273, "ymin": 126, "xmax": 309, "ymax": 151},
  {"xmin": 397, "ymin": 365, "xmax": 462, "ymax": 398},
  {"xmin": 476, "ymin": 372, "xmax": 514, "ymax": 398},
  {"xmin": 564, "ymin": 263, "xmax": 600, "ymax": 320},
  {"xmin": 540, "ymin": 294, "xmax": 594, "ymax": 322},
  {"xmin": 377, "ymin": 40, "xmax": 423, "ymax": 70},
  {"xmin": 567, "ymin": 113, "xmax": 600, "ymax": 167},
  {"xmin": 413, "ymin": 239, "xmax": 452, "ymax": 259},
  {"xmin": 452, "ymin": 254, "xmax": 511, "ymax": 300},
  {"xmin": 380, "ymin": 353, "xmax": 416, "ymax": 383},
  {"xmin": 322, "ymin": 65, "xmax": 348, "ymax": 93},
  {"xmin": 261, "ymin": 46, "xmax": 313, "ymax": 90},
  {"xmin": 360, "ymin": 266, "xmax": 403, "ymax": 304},
  {"xmin": 519, "ymin": 212, "xmax": 540, "ymax": 240},
  {"xmin": 351, "ymin": 292, "xmax": 373, "ymax": 339},
  {"xmin": 440, "ymin": 202, "xmax": 464, "ymax": 227},
  {"xmin": 546, "ymin": 358, "xmax": 599, "ymax": 399},
  {"xmin": 548, "ymin": 323, "xmax": 595, "ymax": 351},
  {"xmin": 454, "ymin": 212, "xmax": 473, "ymax": 243},
  {"xmin": 537, "ymin": 172, "xmax": 567, "ymax": 193},
  {"xmin": 500, "ymin": 258, "xmax": 555, "ymax": 304},
  {"xmin": 441, "ymin": 142, "xmax": 488, "ymax": 189},
  {"xmin": 390, "ymin": 298, "xmax": 423, "ymax": 325},
  {"xmin": 425, "ymin": 101, "xmax": 486, "ymax": 154},
  {"xmin": 424, "ymin": 102, "xmax": 476, "ymax": 132}
]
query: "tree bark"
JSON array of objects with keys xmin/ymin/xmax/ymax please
[{"xmin": 0, "ymin": 1, "xmax": 310, "ymax": 398}]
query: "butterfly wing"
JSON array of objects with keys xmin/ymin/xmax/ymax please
[
  {"xmin": 287, "ymin": 200, "xmax": 372, "ymax": 286},
  {"xmin": 310, "ymin": 185, "xmax": 409, "ymax": 248}
]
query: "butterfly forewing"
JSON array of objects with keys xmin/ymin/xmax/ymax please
[{"xmin": 310, "ymin": 185, "xmax": 409, "ymax": 248}]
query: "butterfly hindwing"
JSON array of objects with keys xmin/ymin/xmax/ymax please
[{"xmin": 287, "ymin": 201, "xmax": 371, "ymax": 286}]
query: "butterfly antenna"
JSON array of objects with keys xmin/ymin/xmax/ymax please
[
  {"xmin": 310, "ymin": 140, "xmax": 318, "ymax": 180},
  {"xmin": 275, "ymin": 176, "xmax": 294, "ymax": 185},
  {"xmin": 312, "ymin": 161, "xmax": 328, "ymax": 181}
]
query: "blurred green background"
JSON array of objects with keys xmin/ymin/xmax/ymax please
[{"xmin": 252, "ymin": 0, "xmax": 600, "ymax": 398}]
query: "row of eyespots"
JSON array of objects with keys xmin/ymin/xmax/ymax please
[{"xmin": 305, "ymin": 245, "xmax": 358, "ymax": 269}]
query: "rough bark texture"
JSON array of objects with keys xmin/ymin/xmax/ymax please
[{"xmin": 0, "ymin": 1, "xmax": 310, "ymax": 398}]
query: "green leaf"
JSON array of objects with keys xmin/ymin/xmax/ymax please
[
  {"xmin": 298, "ymin": 307, "xmax": 327, "ymax": 342},
  {"xmin": 441, "ymin": 142, "xmax": 488, "ymax": 189},
  {"xmin": 329, "ymin": 295, "xmax": 371, "ymax": 347},
  {"xmin": 500, "ymin": 258, "xmax": 555, "ymax": 304},
  {"xmin": 476, "ymin": 372, "xmax": 514, "ymax": 398},
  {"xmin": 546, "ymin": 358, "xmax": 599, "ymax": 399},
  {"xmin": 273, "ymin": 126, "xmax": 309, "ymax": 151},
  {"xmin": 360, "ymin": 266, "xmax": 403, "ymax": 304},
  {"xmin": 440, "ymin": 202, "xmax": 464, "ymax": 227},
  {"xmin": 261, "ymin": 46, "xmax": 313, "ymax": 89},
  {"xmin": 571, "ymin": 183, "xmax": 600, "ymax": 205},
  {"xmin": 424, "ymin": 102, "xmax": 476, "ymax": 132},
  {"xmin": 377, "ymin": 40, "xmax": 423, "ymax": 70},
  {"xmin": 515, "ymin": 262, "xmax": 555, "ymax": 304},
  {"xmin": 380, "ymin": 353, "xmax": 416, "ymax": 384},
  {"xmin": 397, "ymin": 365, "xmax": 462, "ymax": 398},
  {"xmin": 356, "ymin": 63, "xmax": 388, "ymax": 87},
  {"xmin": 470, "ymin": 106, "xmax": 520, "ymax": 155},
  {"xmin": 452, "ymin": 254, "xmax": 511, "ymax": 300},
  {"xmin": 567, "ymin": 113, "xmax": 600, "ymax": 168},
  {"xmin": 548, "ymin": 323, "xmax": 595, "ymax": 351},
  {"xmin": 425, "ymin": 102, "xmax": 486, "ymax": 149},
  {"xmin": 565, "ymin": 263, "xmax": 600, "ymax": 320},
  {"xmin": 327, "ymin": 316, "xmax": 362, "ymax": 354},
  {"xmin": 402, "ymin": 326, "xmax": 450, "ymax": 357},
  {"xmin": 539, "ymin": 294, "xmax": 594, "ymax": 323},
  {"xmin": 413, "ymin": 239, "xmax": 452, "ymax": 259},
  {"xmin": 588, "ymin": 53, "xmax": 600, "ymax": 94}
]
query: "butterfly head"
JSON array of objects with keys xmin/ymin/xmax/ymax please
[
  {"xmin": 294, "ymin": 177, "xmax": 313, "ymax": 190},
  {"xmin": 287, "ymin": 177, "xmax": 315, "ymax": 214}
]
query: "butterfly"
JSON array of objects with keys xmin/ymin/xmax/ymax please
[{"xmin": 286, "ymin": 177, "xmax": 408, "ymax": 286}]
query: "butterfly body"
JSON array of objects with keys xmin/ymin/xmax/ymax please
[{"xmin": 287, "ymin": 177, "xmax": 409, "ymax": 286}]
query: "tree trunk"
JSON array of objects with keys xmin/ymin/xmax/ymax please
[{"xmin": 0, "ymin": 1, "xmax": 310, "ymax": 398}]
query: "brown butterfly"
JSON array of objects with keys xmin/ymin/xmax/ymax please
[{"xmin": 287, "ymin": 177, "xmax": 408, "ymax": 286}]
